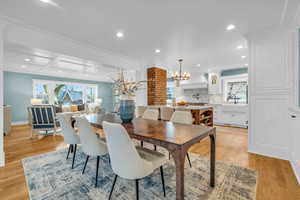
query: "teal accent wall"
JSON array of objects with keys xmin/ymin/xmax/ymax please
[
  {"xmin": 221, "ymin": 68, "xmax": 248, "ymax": 77},
  {"xmin": 4, "ymin": 71, "xmax": 114, "ymax": 122}
]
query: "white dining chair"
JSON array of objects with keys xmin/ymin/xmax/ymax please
[
  {"xmin": 58, "ymin": 113, "xmax": 81, "ymax": 169},
  {"xmin": 170, "ymin": 111, "xmax": 193, "ymax": 167},
  {"xmin": 136, "ymin": 106, "xmax": 147, "ymax": 118},
  {"xmin": 160, "ymin": 106, "xmax": 174, "ymax": 121},
  {"xmin": 142, "ymin": 109, "xmax": 159, "ymax": 120},
  {"xmin": 141, "ymin": 109, "xmax": 160, "ymax": 149},
  {"xmin": 75, "ymin": 116, "xmax": 108, "ymax": 188},
  {"xmin": 102, "ymin": 121, "xmax": 167, "ymax": 200}
]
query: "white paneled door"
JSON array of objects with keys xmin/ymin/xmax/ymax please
[{"xmin": 247, "ymin": 28, "xmax": 291, "ymax": 160}]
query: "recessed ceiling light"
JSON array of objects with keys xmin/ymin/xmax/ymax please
[
  {"xmin": 226, "ymin": 24, "xmax": 236, "ymax": 31},
  {"xmin": 58, "ymin": 70, "xmax": 63, "ymax": 73},
  {"xmin": 40, "ymin": 0, "xmax": 51, "ymax": 3},
  {"xmin": 116, "ymin": 32, "xmax": 124, "ymax": 38},
  {"xmin": 24, "ymin": 58, "xmax": 31, "ymax": 62},
  {"xmin": 21, "ymin": 65, "xmax": 27, "ymax": 68},
  {"xmin": 155, "ymin": 49, "xmax": 161, "ymax": 53},
  {"xmin": 244, "ymin": 63, "xmax": 249, "ymax": 66},
  {"xmin": 241, "ymin": 56, "xmax": 247, "ymax": 59},
  {"xmin": 237, "ymin": 45, "xmax": 243, "ymax": 49},
  {"xmin": 197, "ymin": 64, "xmax": 201, "ymax": 67}
]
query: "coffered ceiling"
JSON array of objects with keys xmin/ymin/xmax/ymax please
[{"xmin": 1, "ymin": 0, "xmax": 299, "ymax": 81}]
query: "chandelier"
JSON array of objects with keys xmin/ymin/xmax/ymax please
[{"xmin": 171, "ymin": 59, "xmax": 190, "ymax": 81}]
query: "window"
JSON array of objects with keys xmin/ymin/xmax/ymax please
[
  {"xmin": 223, "ymin": 76, "xmax": 248, "ymax": 104},
  {"xmin": 33, "ymin": 83, "xmax": 50, "ymax": 104},
  {"xmin": 33, "ymin": 80, "xmax": 98, "ymax": 105},
  {"xmin": 167, "ymin": 87, "xmax": 174, "ymax": 100}
]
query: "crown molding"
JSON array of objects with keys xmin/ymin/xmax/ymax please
[{"xmin": 0, "ymin": 14, "xmax": 140, "ymax": 70}]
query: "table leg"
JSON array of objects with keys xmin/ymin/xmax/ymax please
[
  {"xmin": 171, "ymin": 148, "xmax": 187, "ymax": 200},
  {"xmin": 209, "ymin": 131, "xmax": 216, "ymax": 187}
]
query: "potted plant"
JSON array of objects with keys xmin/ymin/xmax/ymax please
[{"xmin": 112, "ymin": 70, "xmax": 144, "ymax": 123}]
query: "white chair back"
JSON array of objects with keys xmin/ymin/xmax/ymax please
[
  {"xmin": 170, "ymin": 110, "xmax": 193, "ymax": 124},
  {"xmin": 102, "ymin": 121, "xmax": 153, "ymax": 179},
  {"xmin": 75, "ymin": 116, "xmax": 107, "ymax": 156},
  {"xmin": 58, "ymin": 113, "xmax": 80, "ymax": 144},
  {"xmin": 160, "ymin": 107, "xmax": 174, "ymax": 121},
  {"xmin": 136, "ymin": 106, "xmax": 147, "ymax": 118},
  {"xmin": 142, "ymin": 109, "xmax": 159, "ymax": 120}
]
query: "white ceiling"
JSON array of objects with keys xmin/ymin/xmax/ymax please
[{"xmin": 1, "ymin": 0, "xmax": 299, "ymax": 80}]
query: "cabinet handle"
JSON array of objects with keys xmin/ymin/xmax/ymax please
[{"xmin": 291, "ymin": 115, "xmax": 297, "ymax": 118}]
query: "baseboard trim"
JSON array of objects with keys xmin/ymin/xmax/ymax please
[
  {"xmin": 290, "ymin": 152, "xmax": 300, "ymax": 184},
  {"xmin": 12, "ymin": 121, "xmax": 29, "ymax": 126},
  {"xmin": 0, "ymin": 151, "xmax": 5, "ymax": 167},
  {"xmin": 248, "ymin": 143, "xmax": 290, "ymax": 161}
]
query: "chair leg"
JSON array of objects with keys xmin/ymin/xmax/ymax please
[
  {"xmin": 72, "ymin": 144, "xmax": 77, "ymax": 169},
  {"xmin": 95, "ymin": 156, "xmax": 100, "ymax": 188},
  {"xmin": 141, "ymin": 141, "xmax": 144, "ymax": 147},
  {"xmin": 160, "ymin": 166, "xmax": 166, "ymax": 197},
  {"xmin": 168, "ymin": 153, "xmax": 171, "ymax": 160},
  {"xmin": 136, "ymin": 179, "xmax": 139, "ymax": 200},
  {"xmin": 109, "ymin": 175, "xmax": 118, "ymax": 200},
  {"xmin": 186, "ymin": 153, "xmax": 192, "ymax": 168},
  {"xmin": 66, "ymin": 144, "xmax": 72, "ymax": 160},
  {"xmin": 82, "ymin": 155, "xmax": 90, "ymax": 174},
  {"xmin": 154, "ymin": 145, "xmax": 157, "ymax": 151}
]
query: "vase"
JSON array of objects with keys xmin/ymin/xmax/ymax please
[{"xmin": 119, "ymin": 99, "xmax": 135, "ymax": 123}]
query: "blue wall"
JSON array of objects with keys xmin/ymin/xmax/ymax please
[
  {"xmin": 4, "ymin": 71, "xmax": 114, "ymax": 122},
  {"xmin": 221, "ymin": 68, "xmax": 248, "ymax": 77}
]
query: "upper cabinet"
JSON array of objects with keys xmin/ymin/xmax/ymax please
[
  {"xmin": 208, "ymin": 71, "xmax": 222, "ymax": 94},
  {"xmin": 180, "ymin": 72, "xmax": 208, "ymax": 89}
]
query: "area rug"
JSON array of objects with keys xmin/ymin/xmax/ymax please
[{"xmin": 22, "ymin": 147, "xmax": 257, "ymax": 200}]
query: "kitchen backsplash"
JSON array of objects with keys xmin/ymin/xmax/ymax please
[{"xmin": 182, "ymin": 88, "xmax": 224, "ymax": 104}]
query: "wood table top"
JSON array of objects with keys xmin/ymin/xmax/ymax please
[{"xmin": 85, "ymin": 113, "xmax": 215, "ymax": 146}]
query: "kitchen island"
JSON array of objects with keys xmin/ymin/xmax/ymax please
[{"xmin": 146, "ymin": 105, "xmax": 214, "ymax": 126}]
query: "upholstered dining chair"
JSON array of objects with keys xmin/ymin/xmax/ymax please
[
  {"xmin": 141, "ymin": 109, "xmax": 159, "ymax": 149},
  {"xmin": 142, "ymin": 109, "xmax": 159, "ymax": 120},
  {"xmin": 57, "ymin": 113, "xmax": 81, "ymax": 169},
  {"xmin": 170, "ymin": 111, "xmax": 193, "ymax": 168},
  {"xmin": 160, "ymin": 106, "xmax": 174, "ymax": 121},
  {"xmin": 103, "ymin": 121, "xmax": 167, "ymax": 200},
  {"xmin": 136, "ymin": 106, "xmax": 147, "ymax": 118},
  {"xmin": 75, "ymin": 116, "xmax": 108, "ymax": 188}
]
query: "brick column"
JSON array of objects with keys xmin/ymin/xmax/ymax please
[{"xmin": 147, "ymin": 67, "xmax": 167, "ymax": 105}]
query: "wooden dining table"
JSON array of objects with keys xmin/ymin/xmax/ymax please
[{"xmin": 84, "ymin": 113, "xmax": 216, "ymax": 200}]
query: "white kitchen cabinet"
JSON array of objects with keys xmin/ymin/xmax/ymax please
[{"xmin": 211, "ymin": 104, "xmax": 248, "ymax": 128}]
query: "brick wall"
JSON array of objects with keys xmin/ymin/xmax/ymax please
[{"xmin": 147, "ymin": 67, "xmax": 167, "ymax": 105}]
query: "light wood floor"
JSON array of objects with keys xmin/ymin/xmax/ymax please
[{"xmin": 0, "ymin": 125, "xmax": 299, "ymax": 200}]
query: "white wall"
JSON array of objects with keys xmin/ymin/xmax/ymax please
[
  {"xmin": 135, "ymin": 66, "xmax": 148, "ymax": 106},
  {"xmin": 0, "ymin": 21, "xmax": 5, "ymax": 166},
  {"xmin": 287, "ymin": 8, "xmax": 300, "ymax": 184},
  {"xmin": 247, "ymin": 27, "xmax": 290, "ymax": 160}
]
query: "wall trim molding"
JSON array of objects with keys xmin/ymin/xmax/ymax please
[
  {"xmin": 0, "ymin": 151, "xmax": 4, "ymax": 167},
  {"xmin": 12, "ymin": 121, "xmax": 29, "ymax": 126},
  {"xmin": 248, "ymin": 143, "xmax": 290, "ymax": 161},
  {"xmin": 290, "ymin": 152, "xmax": 300, "ymax": 184},
  {"xmin": 0, "ymin": 15, "xmax": 140, "ymax": 69}
]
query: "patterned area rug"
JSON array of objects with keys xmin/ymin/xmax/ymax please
[{"xmin": 22, "ymin": 146, "xmax": 257, "ymax": 200}]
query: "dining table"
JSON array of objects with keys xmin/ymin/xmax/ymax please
[{"xmin": 84, "ymin": 113, "xmax": 216, "ymax": 200}]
